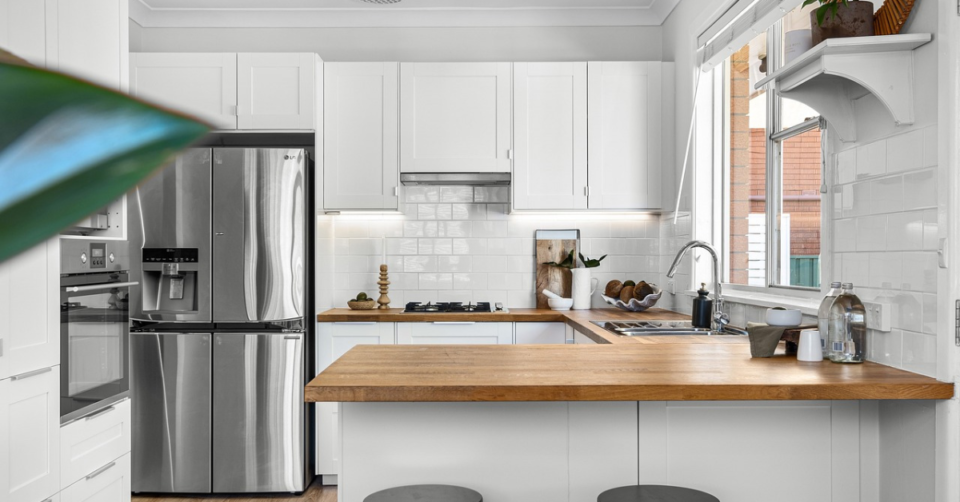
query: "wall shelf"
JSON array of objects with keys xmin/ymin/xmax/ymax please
[{"xmin": 755, "ymin": 34, "xmax": 932, "ymax": 142}]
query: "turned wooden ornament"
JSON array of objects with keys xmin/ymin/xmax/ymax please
[{"xmin": 377, "ymin": 264, "xmax": 391, "ymax": 310}]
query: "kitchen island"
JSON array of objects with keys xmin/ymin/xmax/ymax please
[{"xmin": 309, "ymin": 309, "xmax": 953, "ymax": 502}]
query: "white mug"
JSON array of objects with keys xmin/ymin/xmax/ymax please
[{"xmin": 797, "ymin": 329, "xmax": 824, "ymax": 362}]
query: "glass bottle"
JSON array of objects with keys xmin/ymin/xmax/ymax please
[
  {"xmin": 817, "ymin": 282, "xmax": 842, "ymax": 357},
  {"xmin": 827, "ymin": 283, "xmax": 866, "ymax": 363}
]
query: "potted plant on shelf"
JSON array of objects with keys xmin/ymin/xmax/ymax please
[{"xmin": 805, "ymin": 0, "xmax": 874, "ymax": 45}]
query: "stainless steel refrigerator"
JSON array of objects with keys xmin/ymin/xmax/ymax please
[{"xmin": 128, "ymin": 147, "xmax": 314, "ymax": 494}]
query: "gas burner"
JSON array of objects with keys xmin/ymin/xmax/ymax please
[{"xmin": 403, "ymin": 301, "xmax": 497, "ymax": 314}]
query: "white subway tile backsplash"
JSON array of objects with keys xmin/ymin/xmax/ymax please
[
  {"xmin": 867, "ymin": 176, "xmax": 902, "ymax": 214},
  {"xmin": 885, "ymin": 129, "xmax": 924, "ymax": 173},
  {"xmin": 453, "ymin": 273, "xmax": 487, "ymax": 290},
  {"xmin": 474, "ymin": 187, "xmax": 509, "ymax": 203},
  {"xmin": 837, "ymin": 149, "xmax": 857, "ymax": 184},
  {"xmin": 452, "ymin": 203, "xmax": 485, "ymax": 220},
  {"xmin": 868, "ymin": 329, "xmax": 902, "ymax": 368},
  {"xmin": 856, "ymin": 140, "xmax": 886, "ymax": 179},
  {"xmin": 923, "ymin": 126, "xmax": 938, "ymax": 168},
  {"xmin": 922, "ymin": 209, "xmax": 938, "ymax": 250},
  {"xmin": 868, "ymin": 252, "xmax": 901, "ymax": 290},
  {"xmin": 856, "ymin": 215, "xmax": 886, "ymax": 251},
  {"xmin": 440, "ymin": 187, "xmax": 474, "ymax": 203},
  {"xmin": 885, "ymin": 212, "xmax": 923, "ymax": 251},
  {"xmin": 901, "ymin": 252, "xmax": 937, "ymax": 293},
  {"xmin": 438, "ymin": 221, "xmax": 471, "ymax": 238},
  {"xmin": 418, "ymin": 204, "xmax": 438, "ymax": 220},
  {"xmin": 438, "ymin": 256, "xmax": 472, "ymax": 273},
  {"xmin": 404, "ymin": 255, "xmax": 437, "ymax": 273},
  {"xmin": 921, "ymin": 294, "xmax": 937, "ymax": 335},
  {"xmin": 902, "ymin": 169, "xmax": 937, "ymax": 211},
  {"xmin": 901, "ymin": 331, "xmax": 937, "ymax": 377},
  {"xmin": 834, "ymin": 218, "xmax": 857, "ymax": 252}
]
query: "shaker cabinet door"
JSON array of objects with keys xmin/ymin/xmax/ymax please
[
  {"xmin": 45, "ymin": 0, "xmax": 127, "ymax": 91},
  {"xmin": 237, "ymin": 53, "xmax": 316, "ymax": 130},
  {"xmin": 323, "ymin": 62, "xmax": 399, "ymax": 210},
  {"xmin": 587, "ymin": 61, "xmax": 664, "ymax": 210},
  {"xmin": 0, "ymin": 239, "xmax": 59, "ymax": 381},
  {"xmin": 513, "ymin": 62, "xmax": 588, "ymax": 210},
  {"xmin": 400, "ymin": 62, "xmax": 512, "ymax": 173},
  {"xmin": 0, "ymin": 365, "xmax": 61, "ymax": 502},
  {"xmin": 0, "ymin": 0, "xmax": 47, "ymax": 66},
  {"xmin": 129, "ymin": 53, "xmax": 238, "ymax": 130}
]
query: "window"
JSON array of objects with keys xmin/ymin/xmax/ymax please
[{"xmin": 720, "ymin": 9, "xmax": 823, "ymax": 291}]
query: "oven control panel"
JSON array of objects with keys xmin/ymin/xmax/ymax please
[{"xmin": 89, "ymin": 242, "xmax": 106, "ymax": 269}]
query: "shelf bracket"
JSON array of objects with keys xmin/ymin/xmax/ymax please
[{"xmin": 778, "ymin": 51, "xmax": 918, "ymax": 142}]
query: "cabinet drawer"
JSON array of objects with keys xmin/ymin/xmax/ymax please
[
  {"xmin": 61, "ymin": 452, "xmax": 130, "ymax": 502},
  {"xmin": 397, "ymin": 322, "xmax": 513, "ymax": 345},
  {"xmin": 61, "ymin": 399, "xmax": 130, "ymax": 490}
]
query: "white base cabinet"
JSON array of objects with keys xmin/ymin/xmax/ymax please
[
  {"xmin": 397, "ymin": 322, "xmax": 513, "ymax": 345},
  {"xmin": 0, "ymin": 365, "xmax": 61, "ymax": 502},
  {"xmin": 316, "ymin": 323, "xmax": 395, "ymax": 478},
  {"xmin": 514, "ymin": 322, "xmax": 567, "ymax": 344},
  {"xmin": 60, "ymin": 453, "xmax": 130, "ymax": 502},
  {"xmin": 60, "ymin": 399, "xmax": 131, "ymax": 490}
]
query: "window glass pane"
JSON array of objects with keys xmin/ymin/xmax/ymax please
[
  {"xmin": 780, "ymin": 3, "xmax": 820, "ymax": 130},
  {"xmin": 727, "ymin": 33, "xmax": 767, "ymax": 287},
  {"xmin": 778, "ymin": 129, "xmax": 821, "ymax": 288}
]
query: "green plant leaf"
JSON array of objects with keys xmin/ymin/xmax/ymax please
[
  {"xmin": 579, "ymin": 252, "xmax": 607, "ymax": 269},
  {"xmin": 542, "ymin": 249, "xmax": 576, "ymax": 269},
  {"xmin": 0, "ymin": 61, "xmax": 209, "ymax": 263}
]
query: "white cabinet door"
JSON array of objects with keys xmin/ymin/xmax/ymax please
[
  {"xmin": 238, "ymin": 53, "xmax": 316, "ymax": 130},
  {"xmin": 587, "ymin": 62, "xmax": 663, "ymax": 210},
  {"xmin": 400, "ymin": 63, "xmax": 512, "ymax": 173},
  {"xmin": 513, "ymin": 62, "xmax": 587, "ymax": 210},
  {"xmin": 60, "ymin": 452, "xmax": 130, "ymax": 502},
  {"xmin": 396, "ymin": 322, "xmax": 513, "ymax": 345},
  {"xmin": 514, "ymin": 322, "xmax": 567, "ymax": 345},
  {"xmin": 316, "ymin": 322, "xmax": 395, "ymax": 478},
  {"xmin": 45, "ymin": 0, "xmax": 128, "ymax": 91},
  {"xmin": 129, "ymin": 53, "xmax": 238, "ymax": 130},
  {"xmin": 0, "ymin": 366, "xmax": 60, "ymax": 502},
  {"xmin": 323, "ymin": 62, "xmax": 399, "ymax": 210},
  {"xmin": 0, "ymin": 0, "xmax": 47, "ymax": 66},
  {"xmin": 0, "ymin": 239, "xmax": 59, "ymax": 381}
]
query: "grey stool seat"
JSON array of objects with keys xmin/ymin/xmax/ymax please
[
  {"xmin": 364, "ymin": 484, "xmax": 483, "ymax": 502},
  {"xmin": 598, "ymin": 485, "xmax": 719, "ymax": 502}
]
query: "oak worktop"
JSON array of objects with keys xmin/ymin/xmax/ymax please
[
  {"xmin": 318, "ymin": 307, "xmax": 694, "ymax": 345},
  {"xmin": 305, "ymin": 343, "xmax": 953, "ymax": 402}
]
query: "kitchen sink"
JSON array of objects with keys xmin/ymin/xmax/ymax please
[{"xmin": 590, "ymin": 320, "xmax": 747, "ymax": 337}]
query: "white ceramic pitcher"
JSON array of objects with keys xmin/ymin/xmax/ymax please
[{"xmin": 571, "ymin": 268, "xmax": 599, "ymax": 310}]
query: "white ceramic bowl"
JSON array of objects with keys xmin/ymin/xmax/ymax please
[
  {"xmin": 547, "ymin": 297, "xmax": 574, "ymax": 311},
  {"xmin": 766, "ymin": 308, "xmax": 802, "ymax": 327}
]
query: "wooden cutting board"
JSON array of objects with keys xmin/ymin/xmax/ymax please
[{"xmin": 535, "ymin": 230, "xmax": 579, "ymax": 309}]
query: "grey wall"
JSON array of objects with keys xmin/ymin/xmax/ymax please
[{"xmin": 135, "ymin": 26, "xmax": 662, "ymax": 61}]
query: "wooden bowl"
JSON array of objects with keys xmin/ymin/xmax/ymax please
[{"xmin": 347, "ymin": 300, "xmax": 377, "ymax": 310}]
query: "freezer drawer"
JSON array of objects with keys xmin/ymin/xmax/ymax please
[
  {"xmin": 130, "ymin": 333, "xmax": 211, "ymax": 493},
  {"xmin": 212, "ymin": 333, "xmax": 305, "ymax": 493}
]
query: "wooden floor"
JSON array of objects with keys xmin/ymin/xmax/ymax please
[{"xmin": 132, "ymin": 480, "xmax": 336, "ymax": 502}]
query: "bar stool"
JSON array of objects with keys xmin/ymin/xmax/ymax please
[
  {"xmin": 364, "ymin": 484, "xmax": 483, "ymax": 502},
  {"xmin": 598, "ymin": 485, "xmax": 719, "ymax": 502}
]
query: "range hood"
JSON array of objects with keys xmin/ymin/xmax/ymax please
[{"xmin": 400, "ymin": 173, "xmax": 511, "ymax": 186}]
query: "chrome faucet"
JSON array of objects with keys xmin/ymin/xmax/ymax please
[{"xmin": 666, "ymin": 240, "xmax": 729, "ymax": 332}]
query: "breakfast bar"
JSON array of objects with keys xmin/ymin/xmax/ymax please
[{"xmin": 308, "ymin": 309, "xmax": 953, "ymax": 502}]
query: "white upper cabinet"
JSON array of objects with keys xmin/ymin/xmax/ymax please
[
  {"xmin": 513, "ymin": 62, "xmax": 588, "ymax": 210},
  {"xmin": 237, "ymin": 53, "xmax": 316, "ymax": 130},
  {"xmin": 129, "ymin": 53, "xmax": 239, "ymax": 130},
  {"xmin": 323, "ymin": 62, "xmax": 399, "ymax": 210},
  {"xmin": 45, "ymin": 0, "xmax": 128, "ymax": 91},
  {"xmin": 0, "ymin": 239, "xmax": 59, "ymax": 381},
  {"xmin": 0, "ymin": 0, "xmax": 47, "ymax": 66},
  {"xmin": 587, "ymin": 61, "xmax": 664, "ymax": 210},
  {"xmin": 400, "ymin": 63, "xmax": 512, "ymax": 173},
  {"xmin": 0, "ymin": 365, "xmax": 61, "ymax": 502}
]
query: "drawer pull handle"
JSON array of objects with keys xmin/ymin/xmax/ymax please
[
  {"xmin": 284, "ymin": 335, "xmax": 301, "ymax": 340},
  {"xmin": 333, "ymin": 322, "xmax": 377, "ymax": 325},
  {"xmin": 11, "ymin": 367, "xmax": 51, "ymax": 381},
  {"xmin": 86, "ymin": 462, "xmax": 116, "ymax": 480},
  {"xmin": 84, "ymin": 406, "xmax": 115, "ymax": 421},
  {"xmin": 432, "ymin": 322, "xmax": 476, "ymax": 325}
]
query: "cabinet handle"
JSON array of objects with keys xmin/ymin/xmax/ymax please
[
  {"xmin": 333, "ymin": 322, "xmax": 377, "ymax": 325},
  {"xmin": 11, "ymin": 367, "xmax": 51, "ymax": 381},
  {"xmin": 432, "ymin": 322, "xmax": 476, "ymax": 325},
  {"xmin": 85, "ymin": 461, "xmax": 116, "ymax": 480},
  {"xmin": 584, "ymin": 186, "xmax": 590, "ymax": 196},
  {"xmin": 84, "ymin": 406, "xmax": 115, "ymax": 421},
  {"xmin": 507, "ymin": 149, "xmax": 514, "ymax": 160},
  {"xmin": 284, "ymin": 335, "xmax": 302, "ymax": 340},
  {"xmin": 394, "ymin": 186, "xmax": 399, "ymax": 197}
]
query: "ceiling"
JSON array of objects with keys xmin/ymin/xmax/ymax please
[{"xmin": 130, "ymin": 0, "xmax": 682, "ymax": 28}]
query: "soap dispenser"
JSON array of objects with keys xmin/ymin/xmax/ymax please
[{"xmin": 691, "ymin": 283, "xmax": 712, "ymax": 329}]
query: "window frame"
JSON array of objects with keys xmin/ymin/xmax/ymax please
[{"xmin": 717, "ymin": 19, "xmax": 828, "ymax": 300}]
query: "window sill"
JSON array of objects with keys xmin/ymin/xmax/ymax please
[{"xmin": 677, "ymin": 289, "xmax": 821, "ymax": 316}]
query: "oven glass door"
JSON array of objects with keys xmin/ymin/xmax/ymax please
[{"xmin": 60, "ymin": 273, "xmax": 133, "ymax": 421}]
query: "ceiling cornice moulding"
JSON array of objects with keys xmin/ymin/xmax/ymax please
[{"xmin": 131, "ymin": 0, "xmax": 681, "ymax": 28}]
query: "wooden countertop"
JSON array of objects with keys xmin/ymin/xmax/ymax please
[
  {"xmin": 318, "ymin": 307, "xmax": 693, "ymax": 345},
  {"xmin": 305, "ymin": 344, "xmax": 954, "ymax": 402}
]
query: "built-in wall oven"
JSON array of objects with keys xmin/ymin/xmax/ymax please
[{"xmin": 60, "ymin": 240, "xmax": 136, "ymax": 424}]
